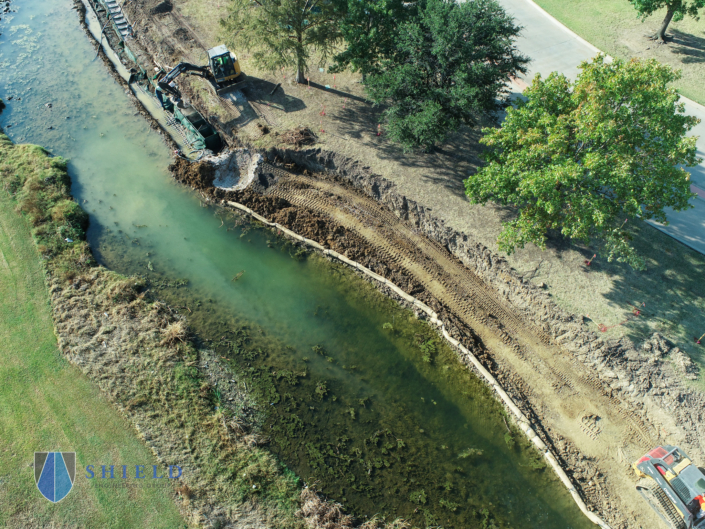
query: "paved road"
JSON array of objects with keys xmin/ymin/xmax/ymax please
[{"xmin": 498, "ymin": 0, "xmax": 705, "ymax": 255}]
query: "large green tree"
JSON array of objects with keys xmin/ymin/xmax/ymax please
[
  {"xmin": 464, "ymin": 56, "xmax": 699, "ymax": 269},
  {"xmin": 364, "ymin": 0, "xmax": 527, "ymax": 151},
  {"xmin": 628, "ymin": 0, "xmax": 705, "ymax": 41},
  {"xmin": 330, "ymin": 0, "xmax": 415, "ymax": 80},
  {"xmin": 221, "ymin": 0, "xmax": 340, "ymax": 84}
]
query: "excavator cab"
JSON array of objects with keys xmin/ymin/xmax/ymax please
[
  {"xmin": 207, "ymin": 45, "xmax": 241, "ymax": 86},
  {"xmin": 634, "ymin": 445, "xmax": 705, "ymax": 529}
]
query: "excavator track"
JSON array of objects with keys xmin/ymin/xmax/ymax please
[{"xmin": 261, "ymin": 167, "xmax": 658, "ymax": 461}]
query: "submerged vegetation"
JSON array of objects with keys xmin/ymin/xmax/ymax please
[{"xmin": 136, "ymin": 234, "xmax": 561, "ymax": 528}]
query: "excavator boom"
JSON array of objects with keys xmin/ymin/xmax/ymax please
[{"xmin": 156, "ymin": 62, "xmax": 210, "ymax": 105}]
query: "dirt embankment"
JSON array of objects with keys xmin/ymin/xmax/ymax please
[{"xmin": 171, "ymin": 151, "xmax": 705, "ymax": 529}]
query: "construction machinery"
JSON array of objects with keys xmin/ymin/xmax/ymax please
[
  {"xmin": 155, "ymin": 62, "xmax": 210, "ymax": 106},
  {"xmin": 155, "ymin": 45, "xmax": 243, "ymax": 107},
  {"xmin": 207, "ymin": 44, "xmax": 242, "ymax": 92},
  {"xmin": 634, "ymin": 445, "xmax": 705, "ymax": 529}
]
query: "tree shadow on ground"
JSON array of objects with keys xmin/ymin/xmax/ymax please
[
  {"xmin": 308, "ymin": 81, "xmax": 369, "ymax": 104},
  {"xmin": 669, "ymin": 30, "xmax": 705, "ymax": 64},
  {"xmin": 597, "ymin": 221, "xmax": 705, "ymax": 367},
  {"xmin": 329, "ymin": 100, "xmax": 484, "ymax": 198},
  {"xmin": 242, "ymin": 78, "xmax": 306, "ymax": 113},
  {"xmin": 483, "ymin": 196, "xmax": 705, "ymax": 368},
  {"xmin": 538, "ymin": 219, "xmax": 705, "ymax": 366}
]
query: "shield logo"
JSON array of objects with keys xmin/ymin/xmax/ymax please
[{"xmin": 35, "ymin": 452, "xmax": 76, "ymax": 503}]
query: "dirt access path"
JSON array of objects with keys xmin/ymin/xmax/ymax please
[{"xmin": 234, "ymin": 164, "xmax": 660, "ymax": 528}]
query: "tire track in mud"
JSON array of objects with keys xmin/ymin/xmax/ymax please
[{"xmin": 264, "ymin": 167, "xmax": 658, "ymax": 463}]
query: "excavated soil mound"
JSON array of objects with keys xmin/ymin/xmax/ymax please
[
  {"xmin": 150, "ymin": 0, "xmax": 172, "ymax": 15},
  {"xmin": 280, "ymin": 127, "xmax": 317, "ymax": 147},
  {"xmin": 169, "ymin": 158, "xmax": 215, "ymax": 190}
]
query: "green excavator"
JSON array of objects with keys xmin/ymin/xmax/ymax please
[{"xmin": 634, "ymin": 445, "xmax": 705, "ymax": 529}]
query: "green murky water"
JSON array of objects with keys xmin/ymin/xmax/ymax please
[{"xmin": 0, "ymin": 1, "xmax": 593, "ymax": 527}]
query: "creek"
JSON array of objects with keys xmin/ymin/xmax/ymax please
[{"xmin": 0, "ymin": 1, "xmax": 594, "ymax": 527}]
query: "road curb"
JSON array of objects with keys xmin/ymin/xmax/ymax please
[{"xmin": 520, "ymin": 0, "xmax": 705, "ymax": 112}]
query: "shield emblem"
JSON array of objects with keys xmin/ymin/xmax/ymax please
[{"xmin": 35, "ymin": 452, "xmax": 76, "ymax": 503}]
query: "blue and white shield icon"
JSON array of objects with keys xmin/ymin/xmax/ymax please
[{"xmin": 34, "ymin": 452, "xmax": 75, "ymax": 503}]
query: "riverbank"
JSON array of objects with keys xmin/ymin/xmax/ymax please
[
  {"xmin": 0, "ymin": 132, "xmax": 303, "ymax": 527},
  {"xmin": 0, "ymin": 134, "xmax": 186, "ymax": 527},
  {"xmin": 172, "ymin": 149, "xmax": 705, "ymax": 529},
  {"xmin": 60, "ymin": 0, "xmax": 705, "ymax": 527}
]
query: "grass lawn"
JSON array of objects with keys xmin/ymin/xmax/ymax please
[
  {"xmin": 0, "ymin": 168, "xmax": 185, "ymax": 527},
  {"xmin": 533, "ymin": 0, "xmax": 705, "ymax": 105}
]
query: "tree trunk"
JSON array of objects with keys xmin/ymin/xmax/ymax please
[
  {"xmin": 657, "ymin": 6, "xmax": 675, "ymax": 42},
  {"xmin": 295, "ymin": 36, "xmax": 306, "ymax": 84}
]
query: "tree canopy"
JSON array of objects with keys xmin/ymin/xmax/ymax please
[
  {"xmin": 364, "ymin": 0, "xmax": 528, "ymax": 151},
  {"xmin": 464, "ymin": 56, "xmax": 699, "ymax": 269},
  {"xmin": 628, "ymin": 0, "xmax": 705, "ymax": 40},
  {"xmin": 330, "ymin": 0, "xmax": 415, "ymax": 79},
  {"xmin": 221, "ymin": 0, "xmax": 340, "ymax": 83}
]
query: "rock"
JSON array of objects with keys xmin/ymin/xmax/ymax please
[
  {"xmin": 642, "ymin": 332, "xmax": 670, "ymax": 358},
  {"xmin": 671, "ymin": 348, "xmax": 699, "ymax": 380}
]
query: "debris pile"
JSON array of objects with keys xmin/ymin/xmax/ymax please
[
  {"xmin": 298, "ymin": 487, "xmax": 352, "ymax": 529},
  {"xmin": 672, "ymin": 348, "xmax": 699, "ymax": 380},
  {"xmin": 281, "ymin": 127, "xmax": 317, "ymax": 147}
]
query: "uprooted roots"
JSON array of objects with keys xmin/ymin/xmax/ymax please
[
  {"xmin": 159, "ymin": 320, "xmax": 188, "ymax": 346},
  {"xmin": 299, "ymin": 487, "xmax": 353, "ymax": 529}
]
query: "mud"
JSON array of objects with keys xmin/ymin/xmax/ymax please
[{"xmin": 170, "ymin": 157, "xmax": 215, "ymax": 190}]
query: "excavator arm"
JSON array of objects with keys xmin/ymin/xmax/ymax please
[{"xmin": 156, "ymin": 62, "xmax": 210, "ymax": 105}]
